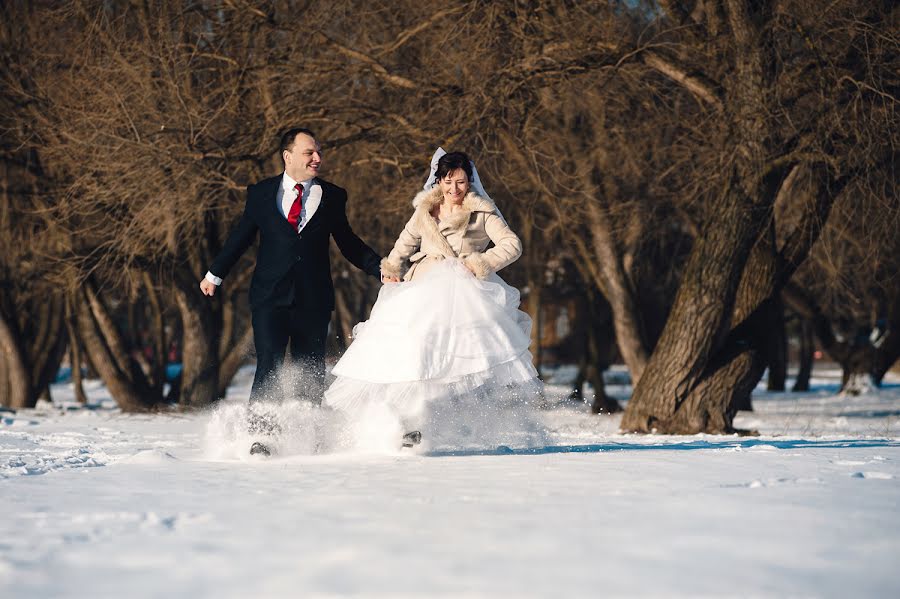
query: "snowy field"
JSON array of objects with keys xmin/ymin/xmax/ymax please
[{"xmin": 2, "ymin": 366, "xmax": 899, "ymax": 598}]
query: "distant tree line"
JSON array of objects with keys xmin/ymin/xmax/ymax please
[{"xmin": 1, "ymin": 1, "xmax": 897, "ymax": 434}]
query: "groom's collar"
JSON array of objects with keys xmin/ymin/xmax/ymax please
[{"xmin": 281, "ymin": 172, "xmax": 315, "ymax": 190}]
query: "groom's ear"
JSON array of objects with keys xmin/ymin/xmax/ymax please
[{"xmin": 282, "ymin": 149, "xmax": 291, "ymax": 165}]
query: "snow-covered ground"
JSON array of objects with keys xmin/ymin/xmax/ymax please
[{"xmin": 2, "ymin": 366, "xmax": 899, "ymax": 598}]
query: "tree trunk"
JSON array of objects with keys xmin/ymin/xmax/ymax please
[
  {"xmin": 75, "ymin": 286, "xmax": 160, "ymax": 411},
  {"xmin": 64, "ymin": 303, "xmax": 88, "ymax": 404},
  {"xmin": 622, "ymin": 116, "xmax": 849, "ymax": 434},
  {"xmin": 84, "ymin": 279, "xmax": 144, "ymax": 385},
  {"xmin": 524, "ymin": 281, "xmax": 543, "ymax": 378},
  {"xmin": 0, "ymin": 308, "xmax": 29, "ymax": 409},
  {"xmin": 584, "ymin": 199, "xmax": 651, "ymax": 386},
  {"xmin": 174, "ymin": 271, "xmax": 219, "ymax": 407},
  {"xmin": 28, "ymin": 295, "xmax": 67, "ymax": 405},
  {"xmin": 143, "ymin": 271, "xmax": 167, "ymax": 396},
  {"xmin": 792, "ymin": 319, "xmax": 814, "ymax": 392},
  {"xmin": 621, "ymin": 177, "xmax": 773, "ymax": 433},
  {"xmin": 872, "ymin": 295, "xmax": 900, "ymax": 386},
  {"xmin": 766, "ymin": 295, "xmax": 787, "ymax": 392}
]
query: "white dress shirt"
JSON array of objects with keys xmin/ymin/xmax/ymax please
[{"xmin": 205, "ymin": 172, "xmax": 322, "ymax": 286}]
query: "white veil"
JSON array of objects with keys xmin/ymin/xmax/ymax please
[{"xmin": 423, "ymin": 147, "xmax": 492, "ymax": 200}]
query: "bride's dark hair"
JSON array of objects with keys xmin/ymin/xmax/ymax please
[{"xmin": 435, "ymin": 151, "xmax": 474, "ymax": 182}]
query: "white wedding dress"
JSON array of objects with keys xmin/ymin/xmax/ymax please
[{"xmin": 323, "ymin": 259, "xmax": 542, "ymax": 435}]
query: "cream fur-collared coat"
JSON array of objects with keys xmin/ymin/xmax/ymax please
[{"xmin": 380, "ymin": 187, "xmax": 523, "ymax": 282}]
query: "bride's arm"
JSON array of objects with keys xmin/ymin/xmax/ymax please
[
  {"xmin": 463, "ymin": 212, "xmax": 523, "ymax": 279},
  {"xmin": 380, "ymin": 215, "xmax": 421, "ymax": 280}
]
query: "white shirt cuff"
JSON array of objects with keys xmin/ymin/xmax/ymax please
[{"xmin": 205, "ymin": 271, "xmax": 222, "ymax": 286}]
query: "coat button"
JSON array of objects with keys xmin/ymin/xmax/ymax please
[{"xmin": 296, "ymin": 256, "xmax": 302, "ymax": 262}]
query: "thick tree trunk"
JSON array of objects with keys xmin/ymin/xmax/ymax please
[
  {"xmin": 631, "ymin": 159, "xmax": 845, "ymax": 432},
  {"xmin": 792, "ymin": 319, "xmax": 814, "ymax": 392},
  {"xmin": 621, "ymin": 176, "xmax": 773, "ymax": 433},
  {"xmin": 633, "ymin": 0, "xmax": 781, "ymax": 434}
]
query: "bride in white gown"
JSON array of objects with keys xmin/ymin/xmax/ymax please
[{"xmin": 323, "ymin": 149, "xmax": 542, "ymax": 448}]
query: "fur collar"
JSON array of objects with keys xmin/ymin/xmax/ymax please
[
  {"xmin": 412, "ymin": 186, "xmax": 497, "ymax": 215},
  {"xmin": 408, "ymin": 186, "xmax": 497, "ymax": 259}
]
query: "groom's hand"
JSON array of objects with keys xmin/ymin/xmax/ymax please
[
  {"xmin": 380, "ymin": 273, "xmax": 400, "ymax": 284},
  {"xmin": 199, "ymin": 278, "xmax": 217, "ymax": 296}
]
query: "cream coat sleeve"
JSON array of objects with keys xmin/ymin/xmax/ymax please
[
  {"xmin": 464, "ymin": 212, "xmax": 523, "ymax": 279},
  {"xmin": 380, "ymin": 215, "xmax": 422, "ymax": 279}
]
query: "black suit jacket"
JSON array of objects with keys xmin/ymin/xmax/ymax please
[{"xmin": 209, "ymin": 175, "xmax": 381, "ymax": 313}]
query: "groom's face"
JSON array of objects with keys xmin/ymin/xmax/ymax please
[{"xmin": 284, "ymin": 133, "xmax": 322, "ymax": 181}]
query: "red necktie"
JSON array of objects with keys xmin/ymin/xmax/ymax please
[{"xmin": 287, "ymin": 182, "xmax": 303, "ymax": 231}]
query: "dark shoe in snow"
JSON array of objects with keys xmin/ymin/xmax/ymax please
[
  {"xmin": 250, "ymin": 441, "xmax": 272, "ymax": 457},
  {"xmin": 402, "ymin": 431, "xmax": 422, "ymax": 448}
]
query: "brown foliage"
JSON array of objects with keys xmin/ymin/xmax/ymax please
[{"xmin": 1, "ymin": 0, "xmax": 898, "ymax": 424}]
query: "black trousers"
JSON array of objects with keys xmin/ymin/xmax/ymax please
[{"xmin": 249, "ymin": 304, "xmax": 329, "ymax": 408}]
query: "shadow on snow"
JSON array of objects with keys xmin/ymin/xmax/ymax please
[{"xmin": 425, "ymin": 438, "xmax": 900, "ymax": 457}]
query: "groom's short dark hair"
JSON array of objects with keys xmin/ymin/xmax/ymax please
[{"xmin": 280, "ymin": 128, "xmax": 317, "ymax": 155}]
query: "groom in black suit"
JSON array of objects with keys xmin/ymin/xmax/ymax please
[{"xmin": 199, "ymin": 128, "xmax": 382, "ymax": 453}]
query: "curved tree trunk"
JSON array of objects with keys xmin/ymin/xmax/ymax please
[
  {"xmin": 623, "ymin": 0, "xmax": 778, "ymax": 434},
  {"xmin": 75, "ymin": 286, "xmax": 160, "ymax": 412},
  {"xmin": 622, "ymin": 186, "xmax": 774, "ymax": 433},
  {"xmin": 584, "ymin": 199, "xmax": 651, "ymax": 386},
  {"xmin": 0, "ymin": 308, "xmax": 29, "ymax": 408},
  {"xmin": 0, "ymin": 293, "xmax": 67, "ymax": 409},
  {"xmin": 84, "ymin": 279, "xmax": 145, "ymax": 385},
  {"xmin": 29, "ymin": 295, "xmax": 67, "ymax": 404}
]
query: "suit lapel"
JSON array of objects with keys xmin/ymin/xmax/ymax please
[
  {"xmin": 265, "ymin": 176, "xmax": 301, "ymax": 236},
  {"xmin": 302, "ymin": 179, "xmax": 327, "ymax": 230}
]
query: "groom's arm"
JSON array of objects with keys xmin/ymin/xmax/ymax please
[
  {"xmin": 200, "ymin": 192, "xmax": 259, "ymax": 295},
  {"xmin": 331, "ymin": 189, "xmax": 382, "ymax": 278}
]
